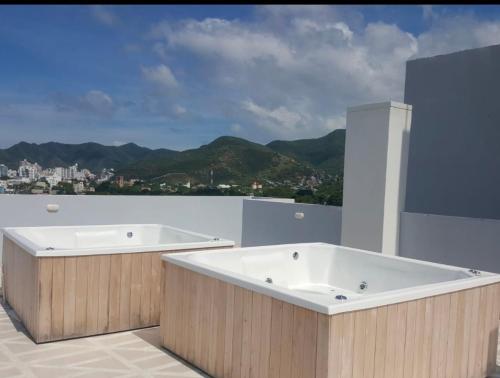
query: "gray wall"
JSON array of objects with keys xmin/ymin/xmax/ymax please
[
  {"xmin": 241, "ymin": 199, "xmax": 342, "ymax": 247},
  {"xmin": 404, "ymin": 44, "xmax": 500, "ymax": 220},
  {"xmin": 399, "ymin": 212, "xmax": 500, "ymax": 273}
]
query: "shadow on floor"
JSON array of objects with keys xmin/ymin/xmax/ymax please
[
  {"xmin": 0, "ymin": 296, "xmax": 36, "ymax": 342},
  {"xmin": 132, "ymin": 327, "xmax": 211, "ymax": 377}
]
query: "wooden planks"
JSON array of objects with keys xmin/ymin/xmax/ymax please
[
  {"xmin": 3, "ymin": 241, "xmax": 224, "ymax": 343},
  {"xmin": 160, "ymin": 261, "xmax": 500, "ymax": 378}
]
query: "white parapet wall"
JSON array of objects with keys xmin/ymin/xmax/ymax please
[
  {"xmin": 341, "ymin": 101, "xmax": 412, "ymax": 255},
  {"xmin": 241, "ymin": 199, "xmax": 342, "ymax": 247}
]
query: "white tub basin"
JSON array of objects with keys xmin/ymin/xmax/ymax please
[
  {"xmin": 2, "ymin": 224, "xmax": 234, "ymax": 257},
  {"xmin": 162, "ymin": 242, "xmax": 500, "ymax": 315}
]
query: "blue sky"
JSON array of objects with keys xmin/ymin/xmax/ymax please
[{"xmin": 1, "ymin": 5, "xmax": 500, "ymax": 150}]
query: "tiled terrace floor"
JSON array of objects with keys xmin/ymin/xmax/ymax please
[{"xmin": 0, "ymin": 299, "xmax": 206, "ymax": 378}]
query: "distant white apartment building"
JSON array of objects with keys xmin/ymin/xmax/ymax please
[
  {"xmin": 0, "ymin": 164, "xmax": 8, "ymax": 177},
  {"xmin": 18, "ymin": 160, "xmax": 41, "ymax": 181}
]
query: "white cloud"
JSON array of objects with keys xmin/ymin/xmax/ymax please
[
  {"xmin": 52, "ymin": 90, "xmax": 115, "ymax": 118},
  {"xmin": 153, "ymin": 18, "xmax": 294, "ymax": 67},
  {"xmin": 141, "ymin": 64, "xmax": 179, "ymax": 91},
  {"xmin": 230, "ymin": 123, "xmax": 242, "ymax": 133},
  {"xmin": 90, "ymin": 6, "xmax": 119, "ymax": 27},
  {"xmin": 173, "ymin": 104, "xmax": 186, "ymax": 116},
  {"xmin": 144, "ymin": 8, "xmax": 500, "ymax": 141},
  {"xmin": 415, "ymin": 16, "xmax": 500, "ymax": 58},
  {"xmin": 82, "ymin": 90, "xmax": 114, "ymax": 117}
]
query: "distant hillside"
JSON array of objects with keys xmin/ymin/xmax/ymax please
[
  {"xmin": 267, "ymin": 129, "xmax": 345, "ymax": 175},
  {"xmin": 117, "ymin": 136, "xmax": 315, "ymax": 184},
  {"xmin": 0, "ymin": 142, "xmax": 178, "ymax": 172},
  {"xmin": 0, "ymin": 130, "xmax": 346, "ymax": 182}
]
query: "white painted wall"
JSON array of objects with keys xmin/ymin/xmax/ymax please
[
  {"xmin": 399, "ymin": 212, "xmax": 500, "ymax": 273},
  {"xmin": 341, "ymin": 102, "xmax": 412, "ymax": 255},
  {"xmin": 241, "ymin": 199, "xmax": 342, "ymax": 247}
]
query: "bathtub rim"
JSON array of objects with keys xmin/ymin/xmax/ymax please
[
  {"xmin": 162, "ymin": 242, "xmax": 500, "ymax": 315},
  {"xmin": 2, "ymin": 223, "xmax": 235, "ymax": 257}
]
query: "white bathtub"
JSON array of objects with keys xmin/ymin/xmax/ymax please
[
  {"xmin": 163, "ymin": 242, "xmax": 500, "ymax": 315},
  {"xmin": 2, "ymin": 224, "xmax": 234, "ymax": 257}
]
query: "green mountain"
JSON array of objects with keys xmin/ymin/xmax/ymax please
[
  {"xmin": 0, "ymin": 130, "xmax": 346, "ymax": 183},
  {"xmin": 267, "ymin": 129, "xmax": 346, "ymax": 175},
  {"xmin": 0, "ymin": 142, "xmax": 177, "ymax": 172},
  {"xmin": 117, "ymin": 136, "xmax": 315, "ymax": 184}
]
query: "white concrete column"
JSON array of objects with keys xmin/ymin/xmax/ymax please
[{"xmin": 341, "ymin": 101, "xmax": 412, "ymax": 255}]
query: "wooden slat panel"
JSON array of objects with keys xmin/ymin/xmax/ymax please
[
  {"xmin": 363, "ymin": 308, "xmax": 378, "ymax": 378},
  {"xmin": 302, "ymin": 309, "xmax": 318, "ymax": 378},
  {"xmin": 63, "ymin": 257, "xmax": 77, "ymax": 338},
  {"xmin": 108, "ymin": 254, "xmax": 121, "ymax": 332},
  {"xmin": 187, "ymin": 266, "xmax": 200, "ymax": 363},
  {"xmin": 475, "ymin": 286, "xmax": 489, "ymax": 375},
  {"xmin": 38, "ymin": 258, "xmax": 53, "ymax": 342},
  {"xmin": 487, "ymin": 284, "xmax": 500, "ymax": 374},
  {"xmin": 451, "ymin": 290, "xmax": 467, "ymax": 378},
  {"xmin": 240, "ymin": 288, "xmax": 253, "ymax": 378},
  {"xmin": 119, "ymin": 253, "xmax": 132, "ymax": 330},
  {"xmin": 279, "ymin": 302, "xmax": 294, "ymax": 378},
  {"xmin": 150, "ymin": 252, "xmax": 162, "ymax": 324},
  {"xmin": 459, "ymin": 289, "xmax": 474, "ymax": 376},
  {"xmin": 329, "ymin": 311, "xmax": 344, "ymax": 378},
  {"xmin": 181, "ymin": 265, "xmax": 192, "ymax": 361},
  {"xmin": 268, "ymin": 299, "xmax": 283, "ymax": 378},
  {"xmin": 340, "ymin": 311, "xmax": 355, "ymax": 378},
  {"xmin": 74, "ymin": 257, "xmax": 89, "ymax": 336},
  {"xmin": 223, "ymin": 283, "xmax": 235, "ymax": 377},
  {"xmin": 259, "ymin": 295, "xmax": 272, "ymax": 378},
  {"xmin": 352, "ymin": 310, "xmax": 367, "ymax": 378},
  {"xmin": 394, "ymin": 302, "xmax": 409, "ymax": 377},
  {"xmin": 373, "ymin": 306, "xmax": 388, "ymax": 378},
  {"xmin": 315, "ymin": 314, "xmax": 331, "ymax": 378},
  {"xmin": 384, "ymin": 304, "xmax": 399, "ymax": 377},
  {"xmin": 139, "ymin": 252, "xmax": 152, "ymax": 326},
  {"xmin": 466, "ymin": 288, "xmax": 482, "ymax": 377},
  {"xmin": 230, "ymin": 286, "xmax": 244, "ymax": 378},
  {"xmin": 129, "ymin": 253, "xmax": 142, "ymax": 329},
  {"xmin": 4, "ymin": 245, "xmax": 208, "ymax": 343},
  {"xmin": 86, "ymin": 256, "xmax": 100, "ymax": 335},
  {"xmin": 193, "ymin": 269, "xmax": 204, "ymax": 366},
  {"xmin": 97, "ymin": 254, "xmax": 111, "ymax": 334},
  {"xmin": 291, "ymin": 306, "xmax": 306, "ymax": 378},
  {"xmin": 50, "ymin": 258, "xmax": 65, "ymax": 340},
  {"xmin": 444, "ymin": 292, "xmax": 459, "ymax": 378},
  {"xmin": 214, "ymin": 280, "xmax": 228, "ymax": 378},
  {"xmin": 249, "ymin": 292, "xmax": 262, "ymax": 378}
]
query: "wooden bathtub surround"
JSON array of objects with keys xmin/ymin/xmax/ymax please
[
  {"xmin": 2, "ymin": 238, "xmax": 231, "ymax": 343},
  {"xmin": 160, "ymin": 260, "xmax": 500, "ymax": 378}
]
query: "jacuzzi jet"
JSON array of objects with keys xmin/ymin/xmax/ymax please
[
  {"xmin": 127, "ymin": 232, "xmax": 133, "ymax": 238},
  {"xmin": 213, "ymin": 237, "xmax": 220, "ymax": 241},
  {"xmin": 45, "ymin": 247, "xmax": 54, "ymax": 251},
  {"xmin": 335, "ymin": 294, "xmax": 347, "ymax": 301},
  {"xmin": 265, "ymin": 277, "xmax": 273, "ymax": 284},
  {"xmin": 292, "ymin": 252, "xmax": 299, "ymax": 260},
  {"xmin": 359, "ymin": 281, "xmax": 368, "ymax": 291}
]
